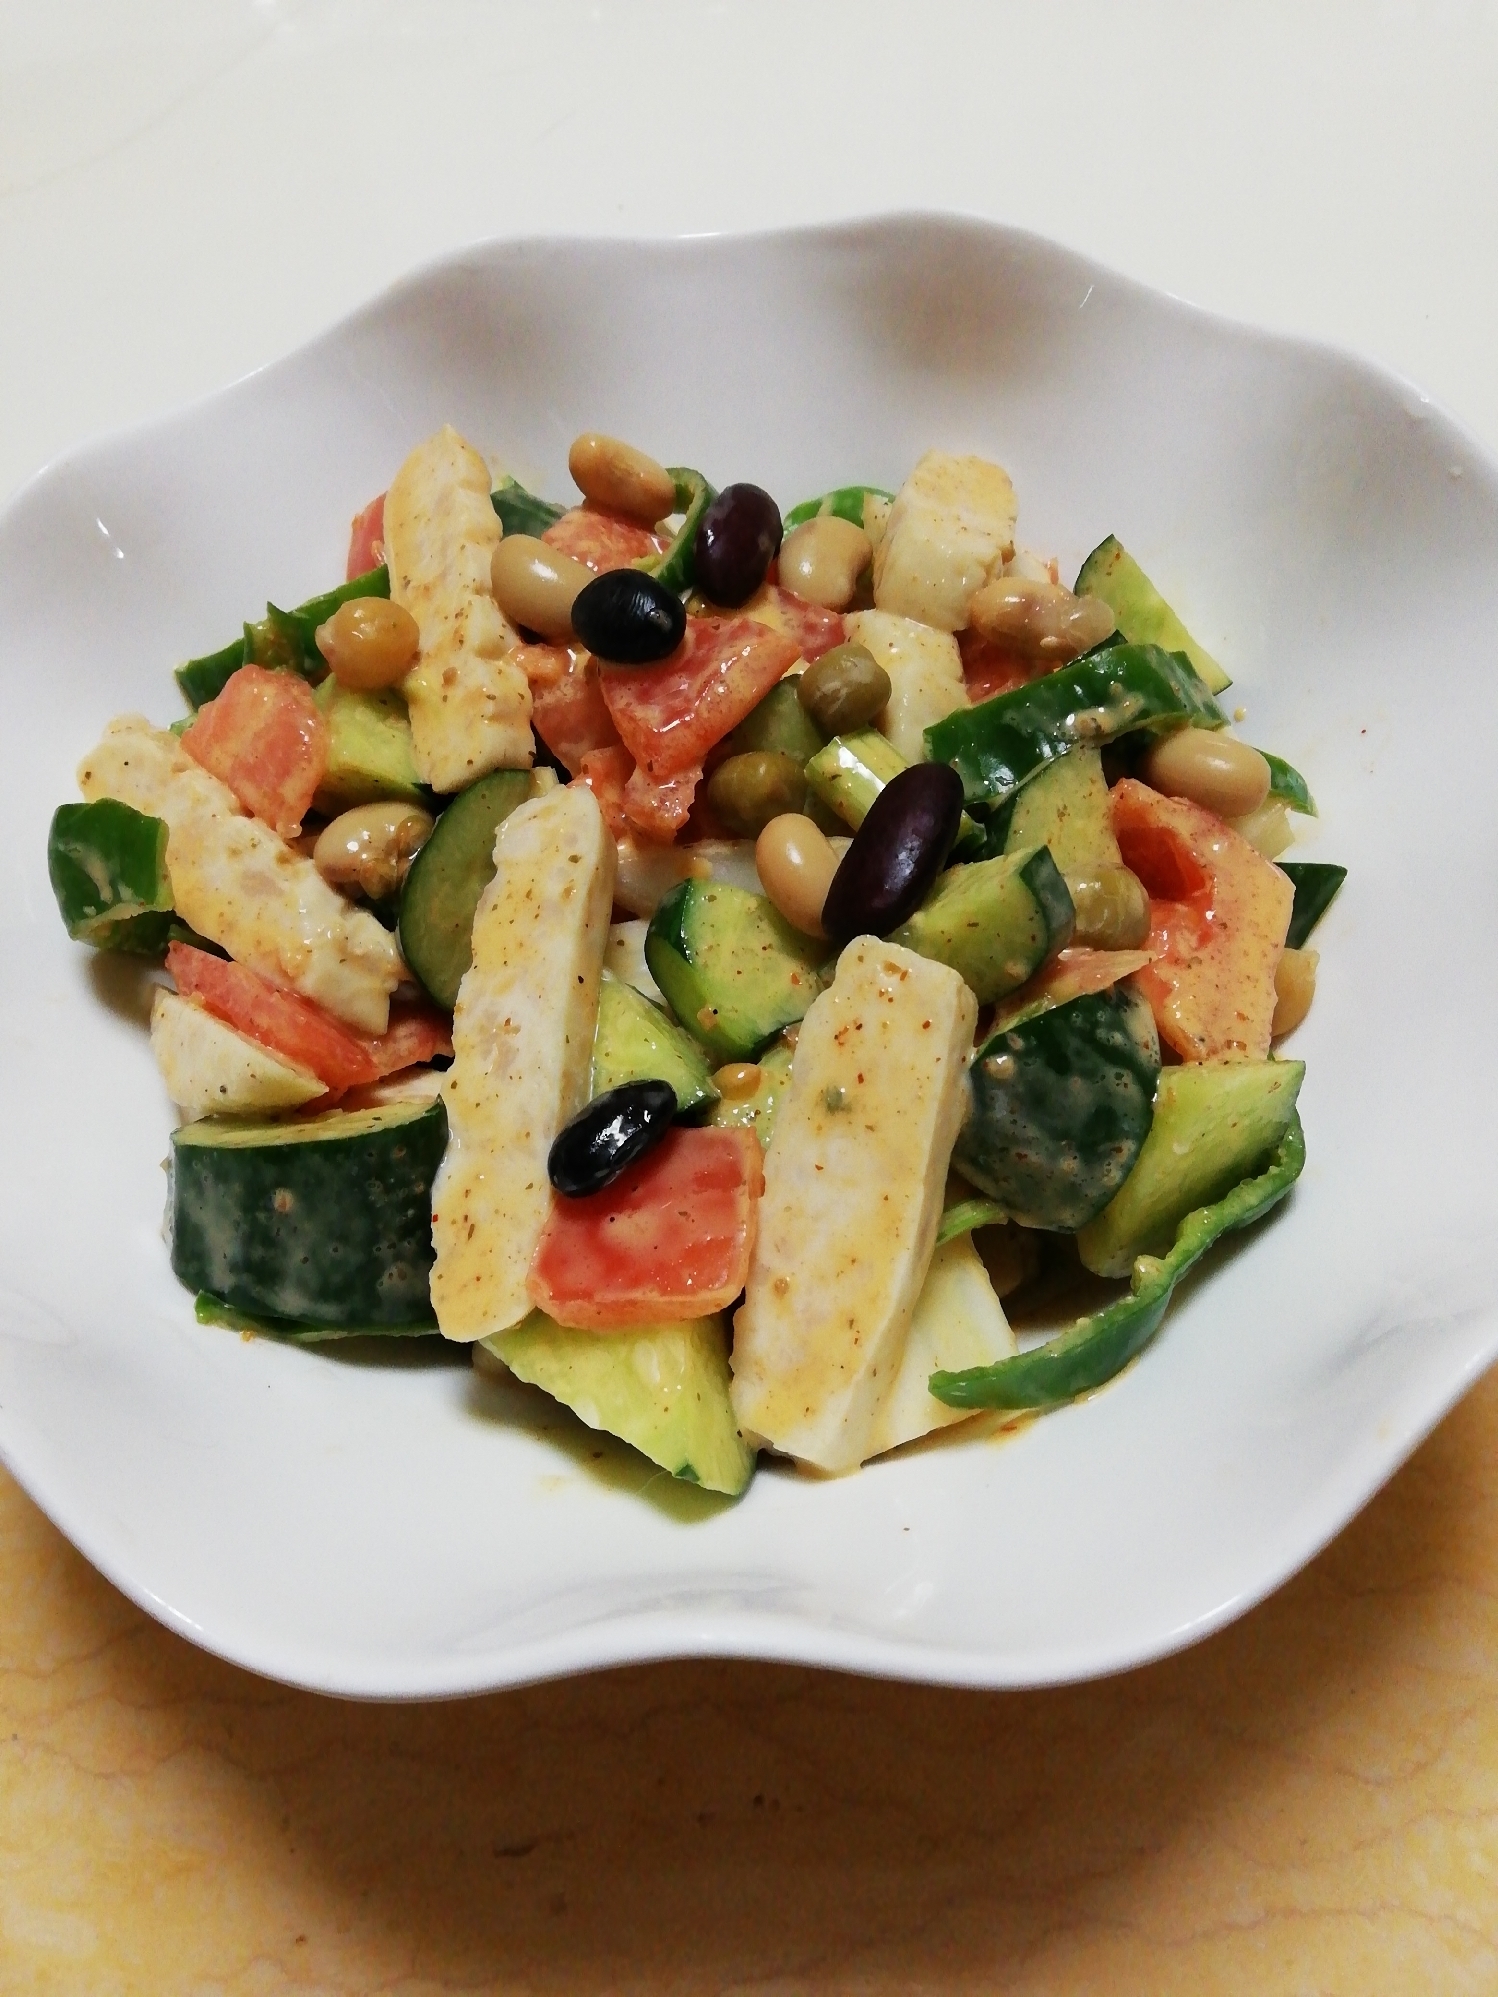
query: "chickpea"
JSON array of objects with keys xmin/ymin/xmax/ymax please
[
  {"xmin": 567, "ymin": 433, "xmax": 676, "ymax": 525},
  {"xmin": 1062, "ymin": 866, "xmax": 1152, "ymax": 950},
  {"xmin": 796, "ymin": 643, "xmax": 891, "ymax": 736},
  {"xmin": 1139, "ymin": 727, "xmax": 1272, "ymax": 820},
  {"xmin": 312, "ymin": 801, "xmax": 434, "ymax": 901},
  {"xmin": 315, "ymin": 598, "xmax": 421, "ymax": 690},
  {"xmin": 1272, "ymin": 947, "xmax": 1318, "ymax": 1038},
  {"xmin": 779, "ymin": 516, "xmax": 873, "ymax": 611},
  {"xmin": 489, "ymin": 534, "xmax": 593, "ymax": 642},
  {"xmin": 705, "ymin": 751, "xmax": 805, "ymax": 839},
  {"xmin": 968, "ymin": 576, "xmax": 1116, "ymax": 659},
  {"xmin": 755, "ymin": 813, "xmax": 839, "ymax": 939}
]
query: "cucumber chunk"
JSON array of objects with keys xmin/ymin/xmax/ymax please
[
  {"xmin": 397, "ymin": 769, "xmax": 535, "ymax": 1008},
  {"xmin": 313, "ymin": 678, "xmax": 424, "ymax": 811},
  {"xmin": 482, "ymin": 1309, "xmax": 755, "ymax": 1496},
  {"xmin": 645, "ymin": 880, "xmax": 828, "ymax": 1063},
  {"xmin": 1077, "ymin": 1057, "xmax": 1305, "ymax": 1277},
  {"xmin": 169, "ymin": 1098, "xmax": 448, "ymax": 1326},
  {"xmin": 890, "ymin": 845, "xmax": 1074, "ymax": 1004},
  {"xmin": 48, "ymin": 798, "xmax": 175, "ymax": 952},
  {"xmin": 1002, "ymin": 746, "xmax": 1120, "ymax": 872},
  {"xmin": 803, "ymin": 727, "xmax": 983, "ymax": 856},
  {"xmin": 723, "ymin": 679, "xmax": 826, "ymax": 766},
  {"xmin": 1074, "ymin": 535, "xmax": 1230, "ymax": 694},
  {"xmin": 592, "ymin": 973, "xmax": 719, "ymax": 1118},
  {"xmin": 954, "ymin": 984, "xmax": 1161, "ymax": 1231}
]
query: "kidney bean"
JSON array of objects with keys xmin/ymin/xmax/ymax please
[
  {"xmin": 693, "ymin": 483, "xmax": 782, "ymax": 605},
  {"xmin": 548, "ymin": 1079, "xmax": 677, "ymax": 1197},
  {"xmin": 571, "ymin": 570, "xmax": 686, "ymax": 664},
  {"xmin": 821, "ymin": 762, "xmax": 965, "ymax": 944}
]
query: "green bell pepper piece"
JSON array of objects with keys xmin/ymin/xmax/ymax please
[
  {"xmin": 1279, "ymin": 862, "xmax": 1346, "ymax": 949},
  {"xmin": 1262, "ymin": 752, "xmax": 1316, "ymax": 816},
  {"xmin": 783, "ymin": 485, "xmax": 894, "ymax": 532},
  {"xmin": 929, "ymin": 1113, "xmax": 1305, "ymax": 1411},
  {"xmin": 491, "ymin": 477, "xmax": 566, "ymax": 540},
  {"xmin": 48, "ymin": 798, "xmax": 175, "ymax": 952},
  {"xmin": 643, "ymin": 468, "xmax": 715, "ymax": 594},
  {"xmin": 924, "ymin": 642, "xmax": 1227, "ymax": 808},
  {"xmin": 935, "ymin": 1196, "xmax": 1009, "ymax": 1247},
  {"xmin": 175, "ymin": 565, "xmax": 390, "ymax": 709}
]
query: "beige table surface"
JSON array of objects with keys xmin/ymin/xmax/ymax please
[
  {"xmin": 5, "ymin": 1364, "xmax": 1498, "ymax": 1994},
  {"xmin": 6, "ymin": 6, "xmax": 1498, "ymax": 1990}
]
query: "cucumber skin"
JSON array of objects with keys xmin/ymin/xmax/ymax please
[
  {"xmin": 169, "ymin": 1100, "xmax": 447, "ymax": 1327},
  {"xmin": 398, "ymin": 769, "xmax": 534, "ymax": 1009},
  {"xmin": 954, "ymin": 984, "xmax": 1161, "ymax": 1231},
  {"xmin": 1073, "ymin": 536, "xmax": 1230, "ymax": 696},
  {"xmin": 1280, "ymin": 862, "xmax": 1346, "ymax": 949},
  {"xmin": 48, "ymin": 798, "xmax": 174, "ymax": 951}
]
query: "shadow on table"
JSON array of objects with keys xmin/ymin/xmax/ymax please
[{"xmin": 14, "ymin": 1371, "xmax": 1496, "ymax": 1991}]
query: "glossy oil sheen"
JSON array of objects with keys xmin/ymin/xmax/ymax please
[
  {"xmin": 2, "ymin": 218, "xmax": 1497, "ymax": 1698},
  {"xmin": 822, "ymin": 762, "xmax": 964, "ymax": 942}
]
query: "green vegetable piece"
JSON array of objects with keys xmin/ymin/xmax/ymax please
[
  {"xmin": 1074, "ymin": 535, "xmax": 1230, "ymax": 694},
  {"xmin": 783, "ymin": 484, "xmax": 894, "ymax": 532},
  {"xmin": 929, "ymin": 1113, "xmax": 1304, "ymax": 1411},
  {"xmin": 890, "ymin": 845, "xmax": 1074, "ymax": 1004},
  {"xmin": 482, "ymin": 1309, "xmax": 755, "ymax": 1497},
  {"xmin": 1078, "ymin": 1057, "xmax": 1305, "ymax": 1277},
  {"xmin": 804, "ymin": 727, "xmax": 983, "ymax": 857},
  {"xmin": 953, "ymin": 984, "xmax": 1161, "ymax": 1232},
  {"xmin": 194, "ymin": 1295, "xmax": 439, "ymax": 1343},
  {"xmin": 175, "ymin": 565, "xmax": 390, "ymax": 708},
  {"xmin": 47, "ymin": 798, "xmax": 175, "ymax": 952},
  {"xmin": 924, "ymin": 642, "xmax": 1226, "ymax": 808},
  {"xmin": 169, "ymin": 1098, "xmax": 448, "ymax": 1328},
  {"xmin": 1279, "ymin": 862, "xmax": 1347, "ymax": 950},
  {"xmin": 1002, "ymin": 745, "xmax": 1120, "ymax": 872},
  {"xmin": 313, "ymin": 677, "xmax": 425, "ymax": 811},
  {"xmin": 645, "ymin": 879, "xmax": 828, "ymax": 1063},
  {"xmin": 723, "ymin": 679, "xmax": 826, "ymax": 766},
  {"xmin": 592, "ymin": 973, "xmax": 720, "ymax": 1119},
  {"xmin": 1262, "ymin": 752, "xmax": 1317, "ymax": 816},
  {"xmin": 491, "ymin": 477, "xmax": 566, "ymax": 539},
  {"xmin": 397, "ymin": 769, "xmax": 535, "ymax": 1009},
  {"xmin": 643, "ymin": 468, "xmax": 715, "ymax": 593},
  {"xmin": 935, "ymin": 1196, "xmax": 1009, "ymax": 1246},
  {"xmin": 708, "ymin": 1034, "xmax": 796, "ymax": 1151}
]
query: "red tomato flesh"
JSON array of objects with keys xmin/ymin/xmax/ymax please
[
  {"xmin": 742, "ymin": 583, "xmax": 846, "ymax": 662},
  {"xmin": 543, "ymin": 505, "xmax": 662, "ymax": 574},
  {"xmin": 181, "ymin": 664, "xmax": 328, "ymax": 839},
  {"xmin": 515, "ymin": 641, "xmax": 623, "ymax": 775},
  {"xmin": 601, "ymin": 616, "xmax": 800, "ymax": 780},
  {"xmin": 528, "ymin": 1126, "xmax": 764, "ymax": 1329},
  {"xmin": 576, "ymin": 745, "xmax": 636, "ymax": 840},
  {"xmin": 347, "ymin": 493, "xmax": 386, "ymax": 581},
  {"xmin": 958, "ymin": 629, "xmax": 1051, "ymax": 705},
  {"xmin": 167, "ymin": 944, "xmax": 451, "ymax": 1094}
]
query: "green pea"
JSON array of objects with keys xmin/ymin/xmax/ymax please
[
  {"xmin": 797, "ymin": 643, "xmax": 892, "ymax": 737},
  {"xmin": 705, "ymin": 751, "xmax": 807, "ymax": 838},
  {"xmin": 1062, "ymin": 866, "xmax": 1152, "ymax": 950}
]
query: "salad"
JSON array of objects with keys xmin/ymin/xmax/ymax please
[{"xmin": 47, "ymin": 426, "xmax": 1344, "ymax": 1495}]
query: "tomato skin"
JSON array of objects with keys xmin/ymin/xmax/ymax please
[
  {"xmin": 515, "ymin": 641, "xmax": 623, "ymax": 775},
  {"xmin": 347, "ymin": 493, "xmax": 386, "ymax": 581},
  {"xmin": 181, "ymin": 664, "xmax": 329, "ymax": 839},
  {"xmin": 543, "ymin": 505, "xmax": 662, "ymax": 574},
  {"xmin": 600, "ymin": 616, "xmax": 800, "ymax": 780},
  {"xmin": 167, "ymin": 943, "xmax": 451, "ymax": 1093},
  {"xmin": 576, "ymin": 746, "xmax": 636, "ymax": 840},
  {"xmin": 528, "ymin": 1126, "xmax": 764, "ymax": 1329},
  {"xmin": 1111, "ymin": 777, "xmax": 1293, "ymax": 1061},
  {"xmin": 958, "ymin": 629, "xmax": 1049, "ymax": 704}
]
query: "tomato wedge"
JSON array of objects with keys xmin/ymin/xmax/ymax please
[
  {"xmin": 167, "ymin": 944, "xmax": 451, "ymax": 1093},
  {"xmin": 181, "ymin": 664, "xmax": 328, "ymax": 839},
  {"xmin": 601, "ymin": 616, "xmax": 801, "ymax": 780},
  {"xmin": 744, "ymin": 583, "xmax": 846, "ymax": 662},
  {"xmin": 543, "ymin": 505, "xmax": 662, "ymax": 574},
  {"xmin": 1111, "ymin": 777, "xmax": 1293, "ymax": 1061},
  {"xmin": 347, "ymin": 493, "xmax": 386, "ymax": 580},
  {"xmin": 528, "ymin": 1126, "xmax": 764, "ymax": 1329},
  {"xmin": 516, "ymin": 641, "xmax": 623, "ymax": 775},
  {"xmin": 576, "ymin": 745, "xmax": 636, "ymax": 839},
  {"xmin": 958, "ymin": 629, "xmax": 1050, "ymax": 704}
]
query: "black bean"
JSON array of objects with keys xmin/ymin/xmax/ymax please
[
  {"xmin": 571, "ymin": 570, "xmax": 686, "ymax": 664},
  {"xmin": 548, "ymin": 1080, "xmax": 677, "ymax": 1198},
  {"xmin": 693, "ymin": 483, "xmax": 783, "ymax": 606},
  {"xmin": 821, "ymin": 762, "xmax": 965, "ymax": 944}
]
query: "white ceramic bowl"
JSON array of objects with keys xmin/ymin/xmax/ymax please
[{"xmin": 3, "ymin": 216, "xmax": 1496, "ymax": 1697}]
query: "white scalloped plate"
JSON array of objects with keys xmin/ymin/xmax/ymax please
[{"xmin": 2, "ymin": 217, "xmax": 1495, "ymax": 1697}]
